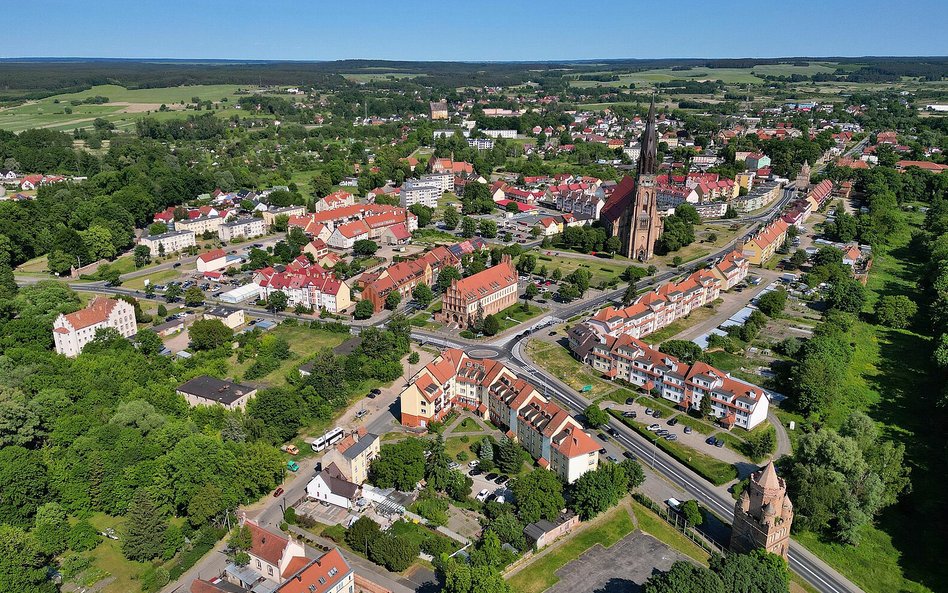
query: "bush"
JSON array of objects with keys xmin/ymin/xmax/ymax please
[
  {"xmin": 757, "ymin": 289, "xmax": 788, "ymax": 317},
  {"xmin": 283, "ymin": 507, "xmax": 297, "ymax": 525},
  {"xmin": 68, "ymin": 520, "xmax": 101, "ymax": 552},
  {"xmin": 413, "ymin": 497, "xmax": 449, "ymax": 526},
  {"xmin": 140, "ymin": 565, "xmax": 170, "ymax": 593}
]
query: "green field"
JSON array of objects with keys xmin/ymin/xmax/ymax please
[
  {"xmin": 534, "ymin": 251, "xmax": 629, "ymax": 287},
  {"xmin": 230, "ymin": 323, "xmax": 350, "ymax": 387},
  {"xmin": 629, "ymin": 499, "xmax": 710, "ymax": 563},
  {"xmin": 0, "ymin": 83, "xmax": 252, "ymax": 132},
  {"xmin": 525, "ymin": 338, "xmax": 614, "ymax": 400},
  {"xmin": 494, "ymin": 302, "xmax": 545, "ymax": 332},
  {"xmin": 570, "ymin": 63, "xmax": 841, "ymax": 88},
  {"xmin": 506, "ymin": 504, "xmax": 636, "ymax": 593}
]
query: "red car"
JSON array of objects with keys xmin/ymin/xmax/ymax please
[{"xmin": 273, "ymin": 487, "xmax": 284, "ymax": 498}]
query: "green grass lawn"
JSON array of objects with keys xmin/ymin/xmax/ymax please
[
  {"xmin": 453, "ymin": 418, "xmax": 483, "ymax": 433},
  {"xmin": 790, "ymin": 209, "xmax": 944, "ymax": 593},
  {"xmin": 413, "ymin": 228, "xmax": 460, "ymax": 244},
  {"xmin": 231, "ymin": 324, "xmax": 350, "ymax": 387},
  {"xmin": 629, "ymin": 500, "xmax": 710, "ymax": 563},
  {"xmin": 80, "ymin": 513, "xmax": 154, "ymax": 593},
  {"xmin": 534, "ymin": 251, "xmax": 628, "ymax": 287},
  {"xmin": 506, "ymin": 504, "xmax": 635, "ymax": 593},
  {"xmin": 15, "ymin": 254, "xmax": 50, "ymax": 274},
  {"xmin": 525, "ymin": 339, "xmax": 614, "ymax": 399},
  {"xmin": 495, "ymin": 303, "xmax": 545, "ymax": 332},
  {"xmin": 644, "ymin": 301, "xmax": 720, "ymax": 343},
  {"xmin": 610, "ymin": 410, "xmax": 737, "ymax": 486},
  {"xmin": 124, "ymin": 268, "xmax": 181, "ymax": 290}
]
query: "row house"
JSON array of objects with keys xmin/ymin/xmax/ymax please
[
  {"xmin": 255, "ymin": 263, "xmax": 352, "ymax": 313},
  {"xmin": 175, "ymin": 214, "xmax": 225, "ymax": 236},
  {"xmin": 429, "ymin": 157, "xmax": 474, "ymax": 176},
  {"xmin": 314, "ymin": 190, "xmax": 355, "ymax": 213},
  {"xmin": 550, "ymin": 184, "xmax": 606, "ymax": 219},
  {"xmin": 740, "ymin": 218, "xmax": 789, "ymax": 266},
  {"xmin": 711, "ymin": 250, "xmax": 751, "ymax": 290},
  {"xmin": 805, "ymin": 179, "xmax": 834, "ymax": 211},
  {"xmin": 359, "ymin": 259, "xmax": 433, "ymax": 313},
  {"xmin": 587, "ymin": 335, "xmax": 770, "ymax": 430},
  {"xmin": 399, "ymin": 349, "xmax": 600, "ymax": 483}
]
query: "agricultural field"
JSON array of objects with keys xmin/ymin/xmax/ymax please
[{"xmin": 0, "ymin": 83, "xmax": 256, "ymax": 132}]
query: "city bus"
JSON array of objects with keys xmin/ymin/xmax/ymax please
[{"xmin": 310, "ymin": 426, "xmax": 345, "ymax": 452}]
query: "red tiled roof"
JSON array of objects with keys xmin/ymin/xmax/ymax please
[
  {"xmin": 276, "ymin": 549, "xmax": 351, "ymax": 593},
  {"xmin": 247, "ymin": 521, "xmax": 289, "ymax": 566},
  {"xmin": 60, "ymin": 297, "xmax": 121, "ymax": 330},
  {"xmin": 197, "ymin": 249, "xmax": 226, "ymax": 263}
]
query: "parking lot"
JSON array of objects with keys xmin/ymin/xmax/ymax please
[
  {"xmin": 604, "ymin": 399, "xmax": 748, "ymax": 466},
  {"xmin": 546, "ymin": 531, "xmax": 692, "ymax": 593}
]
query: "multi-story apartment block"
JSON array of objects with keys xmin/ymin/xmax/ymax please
[
  {"xmin": 255, "ymin": 261, "xmax": 351, "ymax": 313},
  {"xmin": 262, "ymin": 205, "xmax": 307, "ymax": 226},
  {"xmin": 468, "ymin": 137, "xmax": 495, "ymax": 150},
  {"xmin": 740, "ymin": 218, "xmax": 789, "ymax": 266},
  {"xmin": 53, "ymin": 297, "xmax": 137, "ymax": 357},
  {"xmin": 579, "ymin": 269, "xmax": 722, "ymax": 342},
  {"xmin": 734, "ymin": 181, "xmax": 782, "ymax": 213},
  {"xmin": 175, "ymin": 215, "xmax": 224, "ymax": 236},
  {"xmin": 359, "ymin": 259, "xmax": 433, "ymax": 313},
  {"xmin": 711, "ymin": 250, "xmax": 750, "ymax": 290},
  {"xmin": 400, "ymin": 180, "xmax": 441, "ymax": 209},
  {"xmin": 140, "ymin": 230, "xmax": 196, "ymax": 255},
  {"xmin": 314, "ymin": 190, "xmax": 355, "ymax": 213},
  {"xmin": 399, "ymin": 349, "xmax": 599, "ymax": 482},
  {"xmin": 586, "ymin": 335, "xmax": 770, "ymax": 430},
  {"xmin": 439, "ymin": 255, "xmax": 518, "ymax": 328},
  {"xmin": 420, "ymin": 172, "xmax": 454, "ymax": 193},
  {"xmin": 219, "ymin": 217, "xmax": 266, "ymax": 242}
]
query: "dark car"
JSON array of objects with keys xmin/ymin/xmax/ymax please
[
  {"xmin": 623, "ymin": 451, "xmax": 637, "ymax": 460},
  {"xmin": 495, "ymin": 475, "xmax": 509, "ymax": 485},
  {"xmin": 652, "ymin": 410, "xmax": 662, "ymax": 418},
  {"xmin": 668, "ymin": 418, "xmax": 679, "ymax": 426},
  {"xmin": 371, "ymin": 388, "xmax": 382, "ymax": 395},
  {"xmin": 469, "ymin": 468, "xmax": 482, "ymax": 476},
  {"xmin": 485, "ymin": 473, "xmax": 499, "ymax": 482},
  {"xmin": 366, "ymin": 392, "xmax": 377, "ymax": 399},
  {"xmin": 714, "ymin": 438, "xmax": 725, "ymax": 448},
  {"xmin": 684, "ymin": 426, "xmax": 693, "ymax": 434},
  {"xmin": 173, "ymin": 262, "xmax": 181, "ymax": 268},
  {"xmin": 597, "ymin": 433, "xmax": 608, "ymax": 442},
  {"xmin": 706, "ymin": 436, "xmax": 716, "ymax": 445},
  {"xmin": 599, "ymin": 447, "xmax": 607, "ymax": 455},
  {"xmin": 272, "ymin": 487, "xmax": 284, "ymax": 498},
  {"xmin": 625, "ymin": 398, "xmax": 635, "ymax": 405},
  {"xmin": 607, "ymin": 428, "xmax": 618, "ymax": 437}
]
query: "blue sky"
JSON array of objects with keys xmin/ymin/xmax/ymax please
[{"xmin": 4, "ymin": 0, "xmax": 946, "ymax": 61}]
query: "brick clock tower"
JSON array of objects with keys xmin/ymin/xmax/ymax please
[{"xmin": 730, "ymin": 461, "xmax": 794, "ymax": 559}]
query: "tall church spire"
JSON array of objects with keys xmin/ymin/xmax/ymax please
[{"xmin": 638, "ymin": 95, "xmax": 658, "ymax": 177}]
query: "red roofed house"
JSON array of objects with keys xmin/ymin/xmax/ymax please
[
  {"xmin": 712, "ymin": 250, "xmax": 750, "ymax": 290},
  {"xmin": 241, "ymin": 520, "xmax": 305, "ymax": 585},
  {"xmin": 196, "ymin": 249, "xmax": 229, "ymax": 273},
  {"xmin": 359, "ymin": 259, "xmax": 432, "ymax": 313},
  {"xmin": 274, "ymin": 548, "xmax": 352, "ymax": 593},
  {"xmin": 53, "ymin": 297, "xmax": 136, "ymax": 357},
  {"xmin": 315, "ymin": 190, "xmax": 355, "ymax": 212},
  {"xmin": 399, "ymin": 349, "xmax": 600, "ymax": 482},
  {"xmin": 740, "ymin": 218, "xmax": 789, "ymax": 266},
  {"xmin": 586, "ymin": 335, "xmax": 770, "ymax": 430},
  {"xmin": 439, "ymin": 255, "xmax": 518, "ymax": 328},
  {"xmin": 896, "ymin": 160, "xmax": 947, "ymax": 174},
  {"xmin": 302, "ymin": 239, "xmax": 328, "ymax": 260},
  {"xmin": 535, "ymin": 217, "xmax": 562, "ymax": 236},
  {"xmin": 255, "ymin": 266, "xmax": 352, "ymax": 313}
]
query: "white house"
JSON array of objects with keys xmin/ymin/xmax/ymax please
[
  {"xmin": 305, "ymin": 463, "xmax": 360, "ymax": 510},
  {"xmin": 399, "ymin": 180, "xmax": 441, "ymax": 209},
  {"xmin": 242, "ymin": 520, "xmax": 306, "ymax": 584},
  {"xmin": 196, "ymin": 249, "xmax": 229, "ymax": 273},
  {"xmin": 53, "ymin": 297, "xmax": 137, "ymax": 357}
]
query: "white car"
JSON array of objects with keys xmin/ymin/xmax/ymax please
[
  {"xmin": 647, "ymin": 424, "xmax": 661, "ymax": 431},
  {"xmin": 476, "ymin": 489, "xmax": 490, "ymax": 502},
  {"xmin": 468, "ymin": 460, "xmax": 480, "ymax": 469},
  {"xmin": 666, "ymin": 498, "xmax": 682, "ymax": 511}
]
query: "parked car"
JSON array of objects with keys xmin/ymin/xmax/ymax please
[
  {"xmin": 706, "ymin": 436, "xmax": 716, "ymax": 445},
  {"xmin": 599, "ymin": 447, "xmax": 608, "ymax": 455},
  {"xmin": 370, "ymin": 388, "xmax": 382, "ymax": 395},
  {"xmin": 647, "ymin": 424, "xmax": 661, "ymax": 431},
  {"xmin": 665, "ymin": 434, "xmax": 678, "ymax": 441},
  {"xmin": 607, "ymin": 428, "xmax": 618, "ymax": 437},
  {"xmin": 476, "ymin": 489, "xmax": 490, "ymax": 502},
  {"xmin": 607, "ymin": 455, "xmax": 619, "ymax": 463},
  {"xmin": 485, "ymin": 473, "xmax": 498, "ymax": 481},
  {"xmin": 495, "ymin": 475, "xmax": 510, "ymax": 485},
  {"xmin": 449, "ymin": 461, "xmax": 460, "ymax": 470},
  {"xmin": 622, "ymin": 411, "xmax": 636, "ymax": 418},
  {"xmin": 622, "ymin": 451, "xmax": 637, "ymax": 460},
  {"xmin": 469, "ymin": 468, "xmax": 482, "ymax": 476},
  {"xmin": 280, "ymin": 444, "xmax": 300, "ymax": 455},
  {"xmin": 355, "ymin": 409, "xmax": 368, "ymax": 419},
  {"xmin": 597, "ymin": 433, "xmax": 608, "ymax": 441},
  {"xmin": 468, "ymin": 460, "xmax": 480, "ymax": 469},
  {"xmin": 494, "ymin": 495, "xmax": 506, "ymax": 504},
  {"xmin": 652, "ymin": 410, "xmax": 662, "ymax": 418},
  {"xmin": 273, "ymin": 487, "xmax": 284, "ymax": 498},
  {"xmin": 684, "ymin": 426, "xmax": 692, "ymax": 434},
  {"xmin": 715, "ymin": 438, "xmax": 725, "ymax": 448},
  {"xmin": 645, "ymin": 408, "xmax": 653, "ymax": 415},
  {"xmin": 656, "ymin": 429, "xmax": 669, "ymax": 437},
  {"xmin": 625, "ymin": 398, "xmax": 635, "ymax": 405},
  {"xmin": 286, "ymin": 461, "xmax": 300, "ymax": 472},
  {"xmin": 668, "ymin": 418, "xmax": 679, "ymax": 426},
  {"xmin": 666, "ymin": 498, "xmax": 682, "ymax": 510}
]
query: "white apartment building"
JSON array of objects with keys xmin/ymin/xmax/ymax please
[
  {"xmin": 174, "ymin": 215, "xmax": 223, "ymax": 236},
  {"xmin": 53, "ymin": 297, "xmax": 136, "ymax": 357},
  {"xmin": 420, "ymin": 172, "xmax": 454, "ymax": 193},
  {"xmin": 400, "ymin": 180, "xmax": 441, "ymax": 209},
  {"xmin": 140, "ymin": 230, "xmax": 196, "ymax": 255},
  {"xmin": 483, "ymin": 129, "xmax": 518, "ymax": 139},
  {"xmin": 219, "ymin": 217, "xmax": 266, "ymax": 242}
]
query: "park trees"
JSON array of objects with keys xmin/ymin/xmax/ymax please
[
  {"xmin": 133, "ymin": 244, "xmax": 151, "ymax": 268},
  {"xmin": 409, "ymin": 204, "xmax": 434, "ymax": 228},
  {"xmin": 584, "ymin": 403, "xmax": 608, "ymax": 428},
  {"xmin": 247, "ymin": 388, "xmax": 304, "ymax": 444},
  {"xmin": 568, "ymin": 462, "xmax": 629, "ymax": 520},
  {"xmin": 757, "ymin": 288, "xmax": 788, "ymax": 317},
  {"xmin": 443, "ymin": 207, "xmax": 460, "ymax": 230},
  {"xmin": 267, "ymin": 290, "xmax": 289, "ymax": 313},
  {"xmin": 188, "ymin": 318, "xmax": 233, "ymax": 350},
  {"xmin": 874, "ymin": 295, "xmax": 917, "ymax": 328},
  {"xmin": 122, "ymin": 489, "xmax": 167, "ymax": 562},
  {"xmin": 826, "ymin": 278, "xmax": 867, "ymax": 313},
  {"xmin": 483, "ymin": 314, "xmax": 500, "ymax": 336},
  {"xmin": 461, "ymin": 216, "xmax": 478, "ymax": 238},
  {"xmin": 184, "ymin": 285, "xmax": 205, "ymax": 306},
  {"xmin": 510, "ymin": 469, "xmax": 564, "ymax": 524},
  {"xmin": 353, "ymin": 239, "xmax": 379, "ymax": 256}
]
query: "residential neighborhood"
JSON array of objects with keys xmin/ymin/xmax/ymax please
[{"xmin": 1, "ymin": 13, "xmax": 945, "ymax": 593}]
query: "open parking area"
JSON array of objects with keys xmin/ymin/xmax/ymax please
[{"xmin": 546, "ymin": 531, "xmax": 692, "ymax": 593}]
